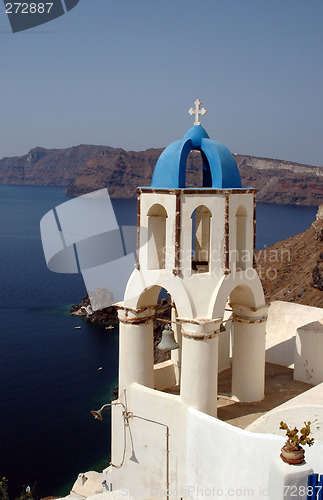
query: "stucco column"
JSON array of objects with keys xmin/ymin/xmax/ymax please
[
  {"xmin": 231, "ymin": 313, "xmax": 267, "ymax": 402},
  {"xmin": 117, "ymin": 305, "xmax": 155, "ymax": 397},
  {"xmin": 180, "ymin": 319, "xmax": 221, "ymax": 417}
]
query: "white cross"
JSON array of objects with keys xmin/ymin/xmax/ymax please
[{"xmin": 188, "ymin": 99, "xmax": 207, "ymax": 126}]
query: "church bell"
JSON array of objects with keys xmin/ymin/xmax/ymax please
[
  {"xmin": 91, "ymin": 409, "xmax": 103, "ymax": 420},
  {"xmin": 157, "ymin": 323, "xmax": 179, "ymax": 351}
]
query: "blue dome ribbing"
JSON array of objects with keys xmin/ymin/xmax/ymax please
[{"xmin": 151, "ymin": 125, "xmax": 242, "ymax": 189}]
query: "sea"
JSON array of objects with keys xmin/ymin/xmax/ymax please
[{"xmin": 0, "ymin": 185, "xmax": 318, "ymax": 498}]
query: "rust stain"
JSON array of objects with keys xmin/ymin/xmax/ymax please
[
  {"xmin": 253, "ymin": 194, "xmax": 257, "ymax": 268},
  {"xmin": 232, "ymin": 314, "xmax": 268, "ymax": 324},
  {"xmin": 177, "ymin": 316, "xmax": 222, "ymax": 325},
  {"xmin": 136, "ymin": 193, "xmax": 141, "ymax": 270},
  {"xmin": 173, "ymin": 192, "xmax": 181, "ymax": 275},
  {"xmin": 224, "ymin": 195, "xmax": 230, "ymax": 271},
  {"xmin": 229, "ymin": 302, "xmax": 269, "ymax": 312},
  {"xmin": 138, "ymin": 187, "xmax": 257, "ymax": 195},
  {"xmin": 116, "ymin": 303, "xmax": 159, "ymax": 314},
  {"xmin": 119, "ymin": 316, "xmax": 154, "ymax": 325},
  {"xmin": 182, "ymin": 330, "xmax": 219, "ymax": 340}
]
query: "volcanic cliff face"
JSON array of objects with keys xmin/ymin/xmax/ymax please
[
  {"xmin": 66, "ymin": 148, "xmax": 163, "ymax": 198},
  {"xmin": 235, "ymin": 154, "xmax": 323, "ymax": 206},
  {"xmin": 256, "ymin": 206, "xmax": 323, "ymax": 307},
  {"xmin": 0, "ymin": 145, "xmax": 322, "ymax": 205},
  {"xmin": 0, "ymin": 145, "xmax": 117, "ymax": 187}
]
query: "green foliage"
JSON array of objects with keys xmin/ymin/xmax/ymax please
[
  {"xmin": 0, "ymin": 478, "xmax": 36, "ymax": 500},
  {"xmin": 0, "ymin": 477, "xmax": 9, "ymax": 500},
  {"xmin": 280, "ymin": 420, "xmax": 315, "ymax": 451}
]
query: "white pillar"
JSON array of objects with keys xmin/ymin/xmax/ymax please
[
  {"xmin": 117, "ymin": 306, "xmax": 155, "ymax": 396},
  {"xmin": 232, "ymin": 317, "xmax": 266, "ymax": 402},
  {"xmin": 180, "ymin": 319, "xmax": 221, "ymax": 417}
]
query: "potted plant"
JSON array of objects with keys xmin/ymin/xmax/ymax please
[{"xmin": 279, "ymin": 420, "xmax": 314, "ymax": 464}]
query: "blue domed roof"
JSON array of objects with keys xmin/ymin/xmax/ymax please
[{"xmin": 151, "ymin": 125, "xmax": 242, "ymax": 189}]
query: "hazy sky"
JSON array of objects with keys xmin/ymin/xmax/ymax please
[{"xmin": 1, "ymin": 0, "xmax": 322, "ymax": 165}]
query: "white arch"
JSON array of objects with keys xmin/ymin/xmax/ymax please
[
  {"xmin": 207, "ymin": 271, "xmax": 266, "ymax": 403},
  {"xmin": 146, "ymin": 203, "xmax": 168, "ymax": 270},
  {"xmin": 191, "ymin": 205, "xmax": 212, "ymax": 271},
  {"xmin": 124, "ymin": 269, "xmax": 194, "ymax": 319},
  {"xmin": 207, "ymin": 271, "xmax": 265, "ymax": 319}
]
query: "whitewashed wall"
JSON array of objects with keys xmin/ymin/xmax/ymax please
[
  {"xmin": 106, "ymin": 383, "xmax": 323, "ymax": 499},
  {"xmin": 186, "ymin": 408, "xmax": 283, "ymax": 497}
]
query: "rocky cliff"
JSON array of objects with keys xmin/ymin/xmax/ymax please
[
  {"xmin": 256, "ymin": 206, "xmax": 323, "ymax": 307},
  {"xmin": 0, "ymin": 144, "xmax": 322, "ymax": 205},
  {"xmin": 235, "ymin": 154, "xmax": 323, "ymax": 205}
]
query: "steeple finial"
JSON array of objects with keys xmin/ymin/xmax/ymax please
[{"xmin": 188, "ymin": 99, "xmax": 207, "ymax": 126}]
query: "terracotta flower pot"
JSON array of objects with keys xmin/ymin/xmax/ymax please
[{"xmin": 280, "ymin": 445, "xmax": 305, "ymax": 464}]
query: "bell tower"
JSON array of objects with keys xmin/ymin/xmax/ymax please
[{"xmin": 117, "ymin": 100, "xmax": 268, "ymax": 417}]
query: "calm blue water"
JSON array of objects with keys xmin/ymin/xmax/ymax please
[
  {"xmin": 256, "ymin": 202, "xmax": 317, "ymax": 250},
  {"xmin": 0, "ymin": 185, "xmax": 318, "ymax": 498}
]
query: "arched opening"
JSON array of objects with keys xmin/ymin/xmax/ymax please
[
  {"xmin": 131, "ymin": 285, "xmax": 182, "ymax": 394},
  {"xmin": 185, "ymin": 150, "xmax": 203, "ymax": 187},
  {"xmin": 147, "ymin": 204, "xmax": 167, "ymax": 270},
  {"xmin": 154, "ymin": 288, "xmax": 182, "ymax": 394},
  {"xmin": 216, "ymin": 285, "xmax": 254, "ymax": 392},
  {"xmin": 185, "ymin": 149, "xmax": 212, "ymax": 187},
  {"xmin": 235, "ymin": 205, "xmax": 247, "ymax": 271},
  {"xmin": 154, "ymin": 287, "xmax": 171, "ymax": 364},
  {"xmin": 207, "ymin": 283, "xmax": 265, "ymax": 418},
  {"xmin": 191, "ymin": 205, "xmax": 212, "ymax": 273}
]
